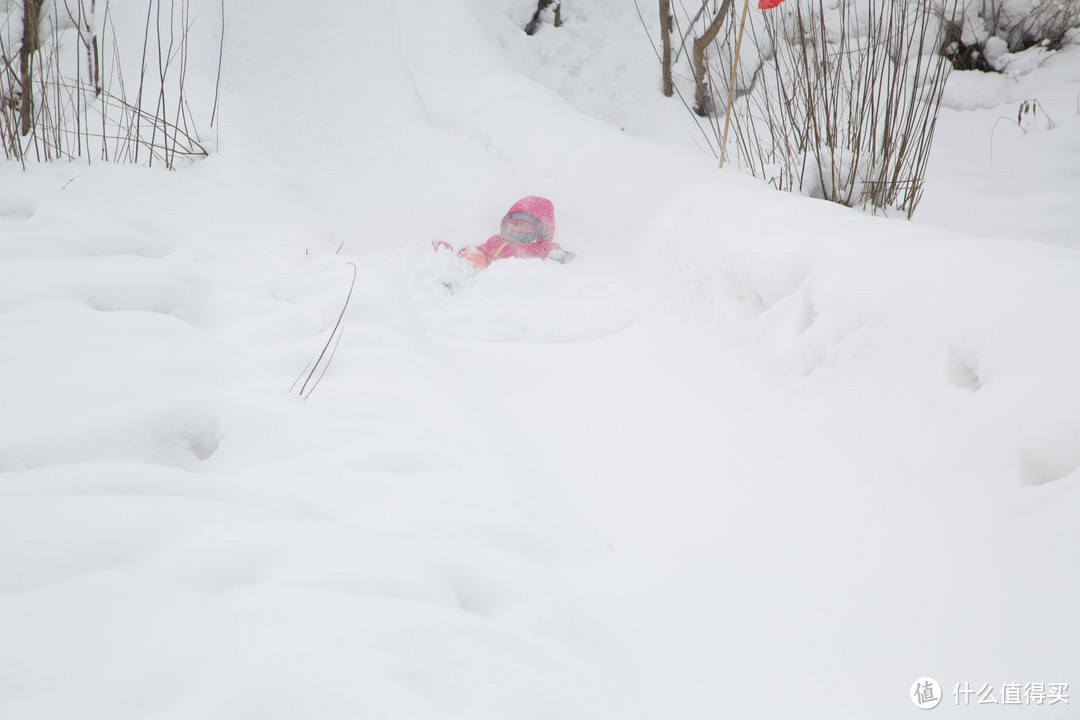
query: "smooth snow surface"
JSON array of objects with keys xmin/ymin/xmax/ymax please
[{"xmin": 2, "ymin": 0, "xmax": 1079, "ymax": 718}]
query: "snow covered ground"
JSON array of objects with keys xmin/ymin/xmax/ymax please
[{"xmin": 2, "ymin": 0, "xmax": 1079, "ymax": 718}]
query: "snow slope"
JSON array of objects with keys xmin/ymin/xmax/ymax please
[
  {"xmin": 921, "ymin": 42, "xmax": 1080, "ymax": 250},
  {"xmin": 2, "ymin": 0, "xmax": 1079, "ymax": 718}
]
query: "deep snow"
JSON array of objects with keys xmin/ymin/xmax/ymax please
[{"xmin": 2, "ymin": 0, "xmax": 1079, "ymax": 718}]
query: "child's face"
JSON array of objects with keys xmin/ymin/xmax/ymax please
[{"xmin": 501, "ymin": 213, "xmax": 545, "ymax": 243}]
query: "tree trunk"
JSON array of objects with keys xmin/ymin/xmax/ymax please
[
  {"xmin": 88, "ymin": 0, "xmax": 102, "ymax": 96},
  {"xmin": 693, "ymin": 0, "xmax": 732, "ymax": 116},
  {"xmin": 526, "ymin": 0, "xmax": 562, "ymax": 36},
  {"xmin": 19, "ymin": 0, "xmax": 41, "ymax": 136},
  {"xmin": 660, "ymin": 0, "xmax": 673, "ymax": 97}
]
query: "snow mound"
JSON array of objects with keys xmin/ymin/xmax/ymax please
[{"xmin": 394, "ymin": 245, "xmax": 637, "ymax": 342}]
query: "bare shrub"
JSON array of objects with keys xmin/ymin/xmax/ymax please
[
  {"xmin": 1010, "ymin": 0, "xmax": 1080, "ymax": 50},
  {"xmin": 943, "ymin": 0, "xmax": 1080, "ymax": 72},
  {"xmin": 636, "ymin": 0, "xmax": 954, "ymax": 217},
  {"xmin": 714, "ymin": 0, "xmax": 957, "ymax": 218},
  {"xmin": 0, "ymin": 0, "xmax": 221, "ymax": 169}
]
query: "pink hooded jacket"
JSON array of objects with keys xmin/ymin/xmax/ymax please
[{"xmin": 459, "ymin": 196, "xmax": 569, "ymax": 269}]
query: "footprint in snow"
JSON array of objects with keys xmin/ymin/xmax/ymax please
[{"xmin": 0, "ymin": 199, "xmax": 35, "ymax": 221}]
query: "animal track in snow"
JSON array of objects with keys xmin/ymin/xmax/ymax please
[
  {"xmin": 945, "ymin": 352, "xmax": 983, "ymax": 391},
  {"xmin": 0, "ymin": 199, "xmax": 35, "ymax": 221},
  {"xmin": 1017, "ymin": 433, "xmax": 1080, "ymax": 486},
  {"xmin": 0, "ymin": 396, "xmax": 223, "ymax": 472},
  {"xmin": 1018, "ymin": 451, "xmax": 1076, "ymax": 486}
]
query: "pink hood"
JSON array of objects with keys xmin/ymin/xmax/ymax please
[
  {"xmin": 475, "ymin": 196, "xmax": 561, "ymax": 262},
  {"xmin": 506, "ymin": 196, "xmax": 556, "ymax": 240}
]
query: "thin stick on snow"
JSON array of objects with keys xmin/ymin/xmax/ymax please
[
  {"xmin": 988, "ymin": 115, "xmax": 1021, "ymax": 166},
  {"xmin": 296, "ymin": 262, "xmax": 358, "ymax": 399},
  {"xmin": 289, "ymin": 360, "xmax": 314, "ymax": 394},
  {"xmin": 210, "ymin": 0, "xmax": 224, "ymax": 129},
  {"xmin": 302, "ymin": 326, "xmax": 345, "ymax": 400}
]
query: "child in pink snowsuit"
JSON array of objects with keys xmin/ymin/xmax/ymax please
[{"xmin": 455, "ymin": 196, "xmax": 574, "ymax": 270}]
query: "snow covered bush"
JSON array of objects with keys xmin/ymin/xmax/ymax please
[
  {"xmin": 0, "ymin": 0, "xmax": 219, "ymax": 168},
  {"xmin": 715, "ymin": 0, "xmax": 956, "ymax": 218},
  {"xmin": 943, "ymin": 0, "xmax": 1080, "ymax": 72}
]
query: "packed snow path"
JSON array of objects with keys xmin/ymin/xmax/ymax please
[{"xmin": 2, "ymin": 0, "xmax": 1079, "ymax": 718}]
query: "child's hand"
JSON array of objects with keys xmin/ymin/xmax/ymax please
[
  {"xmin": 458, "ymin": 248, "xmax": 490, "ymax": 270},
  {"xmin": 547, "ymin": 248, "xmax": 575, "ymax": 264}
]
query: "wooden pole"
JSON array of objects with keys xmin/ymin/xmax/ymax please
[{"xmin": 719, "ymin": 0, "xmax": 751, "ymax": 168}]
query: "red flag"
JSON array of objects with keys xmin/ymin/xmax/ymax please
[{"xmin": 758, "ymin": 0, "xmax": 788, "ymax": 8}]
